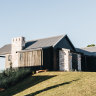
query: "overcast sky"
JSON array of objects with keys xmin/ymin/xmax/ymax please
[{"xmin": 0, "ymin": 0, "xmax": 96, "ymax": 70}]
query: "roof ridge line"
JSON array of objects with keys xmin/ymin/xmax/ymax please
[{"xmin": 26, "ymin": 35, "xmax": 65, "ymax": 42}]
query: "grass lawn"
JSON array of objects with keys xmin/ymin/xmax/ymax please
[{"xmin": 0, "ymin": 72, "xmax": 96, "ymax": 96}]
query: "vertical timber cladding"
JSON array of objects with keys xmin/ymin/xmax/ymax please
[
  {"xmin": 72, "ymin": 53, "xmax": 81, "ymax": 71},
  {"xmin": 43, "ymin": 47, "xmax": 53, "ymax": 71},
  {"xmin": 86, "ymin": 56, "xmax": 96, "ymax": 72},
  {"xmin": 18, "ymin": 50, "xmax": 42, "ymax": 67},
  {"xmin": 81, "ymin": 55, "xmax": 87, "ymax": 71},
  {"xmin": 53, "ymin": 49, "xmax": 61, "ymax": 71},
  {"xmin": 72, "ymin": 53, "xmax": 78, "ymax": 71}
]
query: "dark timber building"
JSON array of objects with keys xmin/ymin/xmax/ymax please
[{"xmin": 0, "ymin": 35, "xmax": 81, "ymax": 71}]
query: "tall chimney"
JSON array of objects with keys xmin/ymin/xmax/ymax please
[{"xmin": 11, "ymin": 37, "xmax": 25, "ymax": 68}]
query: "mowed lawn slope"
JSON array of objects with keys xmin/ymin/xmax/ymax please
[{"xmin": 1, "ymin": 72, "xmax": 96, "ymax": 96}]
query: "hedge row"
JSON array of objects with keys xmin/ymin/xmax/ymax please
[{"xmin": 0, "ymin": 68, "xmax": 33, "ymax": 88}]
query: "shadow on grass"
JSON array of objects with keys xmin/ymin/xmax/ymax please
[
  {"xmin": 26, "ymin": 79, "xmax": 80, "ymax": 96},
  {"xmin": 0, "ymin": 75, "xmax": 56, "ymax": 96}
]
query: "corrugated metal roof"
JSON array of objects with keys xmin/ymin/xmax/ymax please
[
  {"xmin": 0, "ymin": 35, "xmax": 66, "ymax": 55},
  {"xmin": 25, "ymin": 35, "xmax": 65, "ymax": 50},
  {"xmin": 82, "ymin": 47, "xmax": 96, "ymax": 52},
  {"xmin": 76, "ymin": 46, "xmax": 96, "ymax": 56}
]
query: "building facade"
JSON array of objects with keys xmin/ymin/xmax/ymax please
[{"xmin": 0, "ymin": 35, "xmax": 81, "ymax": 71}]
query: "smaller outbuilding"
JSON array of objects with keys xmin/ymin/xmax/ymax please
[{"xmin": 77, "ymin": 47, "xmax": 96, "ymax": 71}]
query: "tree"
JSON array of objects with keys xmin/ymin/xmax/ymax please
[{"xmin": 87, "ymin": 44, "xmax": 95, "ymax": 47}]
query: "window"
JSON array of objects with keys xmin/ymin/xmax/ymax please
[{"xmin": 8, "ymin": 55, "xmax": 11, "ymax": 61}]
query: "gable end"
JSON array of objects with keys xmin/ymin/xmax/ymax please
[{"xmin": 54, "ymin": 35, "xmax": 76, "ymax": 51}]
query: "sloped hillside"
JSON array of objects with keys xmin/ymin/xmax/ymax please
[{"xmin": 0, "ymin": 72, "xmax": 96, "ymax": 96}]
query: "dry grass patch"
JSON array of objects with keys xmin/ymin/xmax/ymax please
[{"xmin": 0, "ymin": 72, "xmax": 96, "ymax": 96}]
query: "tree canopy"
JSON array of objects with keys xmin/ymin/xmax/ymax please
[{"xmin": 87, "ymin": 44, "xmax": 95, "ymax": 47}]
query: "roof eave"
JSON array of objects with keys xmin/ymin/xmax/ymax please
[{"xmin": 17, "ymin": 48, "xmax": 42, "ymax": 53}]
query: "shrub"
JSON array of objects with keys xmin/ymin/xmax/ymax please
[{"xmin": 0, "ymin": 68, "xmax": 33, "ymax": 88}]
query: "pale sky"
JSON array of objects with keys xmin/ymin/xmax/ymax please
[{"xmin": 0, "ymin": 0, "xmax": 96, "ymax": 70}]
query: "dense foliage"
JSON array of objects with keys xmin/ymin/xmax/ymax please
[
  {"xmin": 87, "ymin": 44, "xmax": 95, "ymax": 47},
  {"xmin": 0, "ymin": 68, "xmax": 33, "ymax": 88}
]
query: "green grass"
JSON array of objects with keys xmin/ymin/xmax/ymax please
[{"xmin": 1, "ymin": 72, "xmax": 96, "ymax": 96}]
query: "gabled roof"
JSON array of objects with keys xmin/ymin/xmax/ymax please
[
  {"xmin": 0, "ymin": 44, "xmax": 11, "ymax": 55},
  {"xmin": 0, "ymin": 35, "xmax": 66, "ymax": 55},
  {"xmin": 25, "ymin": 35, "xmax": 65, "ymax": 50},
  {"xmin": 76, "ymin": 46, "xmax": 96, "ymax": 56}
]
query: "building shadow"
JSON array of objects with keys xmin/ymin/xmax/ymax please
[
  {"xmin": 26, "ymin": 79, "xmax": 80, "ymax": 96},
  {"xmin": 0, "ymin": 75, "xmax": 56, "ymax": 96}
]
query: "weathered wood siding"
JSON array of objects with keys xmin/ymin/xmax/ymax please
[
  {"xmin": 18, "ymin": 50, "xmax": 42, "ymax": 67},
  {"xmin": 72, "ymin": 53, "xmax": 78, "ymax": 71},
  {"xmin": 53, "ymin": 49, "xmax": 59, "ymax": 71},
  {"xmin": 82, "ymin": 56, "xmax": 96, "ymax": 72},
  {"xmin": 43, "ymin": 47, "xmax": 53, "ymax": 71}
]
